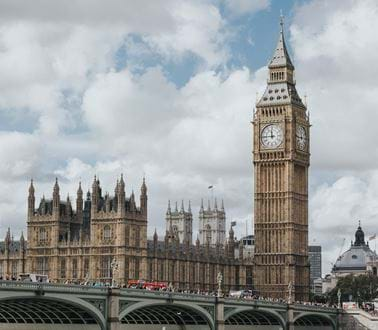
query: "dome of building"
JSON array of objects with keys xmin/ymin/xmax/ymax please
[{"xmin": 333, "ymin": 223, "xmax": 377, "ymax": 275}]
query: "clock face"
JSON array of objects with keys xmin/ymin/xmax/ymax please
[
  {"xmin": 261, "ymin": 124, "xmax": 283, "ymax": 148},
  {"xmin": 296, "ymin": 125, "xmax": 307, "ymax": 150}
]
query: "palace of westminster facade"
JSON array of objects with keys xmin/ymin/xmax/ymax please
[
  {"xmin": 0, "ymin": 20, "xmax": 310, "ymax": 300},
  {"xmin": 0, "ymin": 176, "xmax": 250, "ymax": 292}
]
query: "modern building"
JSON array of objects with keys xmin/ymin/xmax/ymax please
[
  {"xmin": 0, "ymin": 177, "xmax": 251, "ymax": 292},
  {"xmin": 309, "ymin": 245, "xmax": 322, "ymax": 293},
  {"xmin": 309, "ymin": 246, "xmax": 322, "ymax": 280},
  {"xmin": 253, "ymin": 17, "xmax": 310, "ymax": 300}
]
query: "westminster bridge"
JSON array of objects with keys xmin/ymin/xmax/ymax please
[{"xmin": 0, "ymin": 281, "xmax": 343, "ymax": 330}]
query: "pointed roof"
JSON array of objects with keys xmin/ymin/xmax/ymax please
[
  {"xmin": 268, "ymin": 15, "xmax": 293, "ymax": 69},
  {"xmin": 29, "ymin": 179, "xmax": 35, "ymax": 195},
  {"xmin": 141, "ymin": 176, "xmax": 147, "ymax": 194},
  {"xmin": 77, "ymin": 181, "xmax": 83, "ymax": 195},
  {"xmin": 166, "ymin": 200, "xmax": 171, "ymax": 214},
  {"xmin": 53, "ymin": 177, "xmax": 59, "ymax": 192}
]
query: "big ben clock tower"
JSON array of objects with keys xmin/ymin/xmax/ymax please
[{"xmin": 253, "ymin": 18, "xmax": 310, "ymax": 301}]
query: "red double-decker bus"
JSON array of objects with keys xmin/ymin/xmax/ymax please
[{"xmin": 127, "ymin": 279, "xmax": 167, "ymax": 290}]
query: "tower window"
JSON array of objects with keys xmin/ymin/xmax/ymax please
[
  {"xmin": 39, "ymin": 228, "xmax": 47, "ymax": 245},
  {"xmin": 104, "ymin": 225, "xmax": 112, "ymax": 240}
]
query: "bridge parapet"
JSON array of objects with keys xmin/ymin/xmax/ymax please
[{"xmin": 0, "ymin": 280, "xmax": 108, "ymax": 294}]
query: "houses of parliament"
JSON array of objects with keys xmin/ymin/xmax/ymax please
[{"xmin": 0, "ymin": 19, "xmax": 309, "ymax": 300}]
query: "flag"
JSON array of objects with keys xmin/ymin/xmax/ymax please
[
  {"xmin": 369, "ymin": 234, "xmax": 376, "ymax": 241},
  {"xmin": 208, "ymin": 185, "xmax": 213, "ymax": 189},
  {"xmin": 231, "ymin": 221, "xmax": 237, "ymax": 227}
]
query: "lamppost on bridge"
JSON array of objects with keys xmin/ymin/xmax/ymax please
[
  {"xmin": 111, "ymin": 257, "xmax": 119, "ymax": 288},
  {"xmin": 288, "ymin": 281, "xmax": 293, "ymax": 304},
  {"xmin": 217, "ymin": 272, "xmax": 223, "ymax": 298},
  {"xmin": 337, "ymin": 289, "xmax": 342, "ymax": 309}
]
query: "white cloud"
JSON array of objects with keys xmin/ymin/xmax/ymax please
[
  {"xmin": 291, "ymin": 0, "xmax": 378, "ymax": 170},
  {"xmin": 0, "ymin": 132, "xmax": 40, "ymax": 180},
  {"xmin": 290, "ymin": 0, "xmax": 378, "ymax": 274},
  {"xmin": 223, "ymin": 0, "xmax": 270, "ymax": 16}
]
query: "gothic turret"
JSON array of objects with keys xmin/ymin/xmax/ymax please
[
  {"xmin": 130, "ymin": 190, "xmax": 136, "ymax": 212},
  {"xmin": 166, "ymin": 200, "xmax": 171, "ymax": 215},
  {"xmin": 105, "ymin": 193, "xmax": 111, "ymax": 212},
  {"xmin": 91, "ymin": 176, "xmax": 99, "ymax": 216},
  {"xmin": 53, "ymin": 178, "xmax": 60, "ymax": 217},
  {"xmin": 118, "ymin": 174, "xmax": 126, "ymax": 216},
  {"xmin": 140, "ymin": 177, "xmax": 147, "ymax": 213},
  {"xmin": 28, "ymin": 179, "xmax": 35, "ymax": 218},
  {"xmin": 76, "ymin": 182, "xmax": 83, "ymax": 222},
  {"xmin": 20, "ymin": 231, "xmax": 26, "ymax": 251},
  {"xmin": 4, "ymin": 227, "xmax": 11, "ymax": 250},
  {"xmin": 66, "ymin": 194, "xmax": 72, "ymax": 217}
]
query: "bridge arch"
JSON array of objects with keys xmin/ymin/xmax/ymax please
[
  {"xmin": 294, "ymin": 312, "xmax": 336, "ymax": 329},
  {"xmin": 0, "ymin": 295, "xmax": 106, "ymax": 330},
  {"xmin": 120, "ymin": 301, "xmax": 215, "ymax": 329},
  {"xmin": 225, "ymin": 306, "xmax": 286, "ymax": 329}
]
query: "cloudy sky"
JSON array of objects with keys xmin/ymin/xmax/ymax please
[{"xmin": 1, "ymin": 0, "xmax": 378, "ymax": 276}]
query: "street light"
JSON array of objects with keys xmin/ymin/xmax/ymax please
[
  {"xmin": 111, "ymin": 258, "xmax": 119, "ymax": 288},
  {"xmin": 337, "ymin": 289, "xmax": 342, "ymax": 309}
]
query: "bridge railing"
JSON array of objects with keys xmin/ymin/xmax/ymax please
[
  {"xmin": 120, "ymin": 288, "xmax": 217, "ymax": 302},
  {"xmin": 0, "ymin": 280, "xmax": 108, "ymax": 294}
]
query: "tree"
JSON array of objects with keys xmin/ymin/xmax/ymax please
[{"xmin": 328, "ymin": 274, "xmax": 378, "ymax": 305}]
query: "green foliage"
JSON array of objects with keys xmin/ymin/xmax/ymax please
[{"xmin": 328, "ymin": 274, "xmax": 378, "ymax": 304}]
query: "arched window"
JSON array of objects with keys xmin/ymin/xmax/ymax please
[
  {"xmin": 72, "ymin": 258, "xmax": 78, "ymax": 279},
  {"xmin": 104, "ymin": 225, "xmax": 112, "ymax": 241},
  {"xmin": 373, "ymin": 267, "xmax": 377, "ymax": 276},
  {"xmin": 60, "ymin": 259, "xmax": 66, "ymax": 278},
  {"xmin": 206, "ymin": 224, "xmax": 212, "ymax": 244},
  {"xmin": 39, "ymin": 228, "xmax": 47, "ymax": 245}
]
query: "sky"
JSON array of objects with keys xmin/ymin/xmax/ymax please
[{"xmin": 0, "ymin": 0, "xmax": 378, "ymax": 276}]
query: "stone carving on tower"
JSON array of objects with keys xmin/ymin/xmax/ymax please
[
  {"xmin": 253, "ymin": 16, "xmax": 310, "ymax": 301},
  {"xmin": 198, "ymin": 199, "xmax": 226, "ymax": 247}
]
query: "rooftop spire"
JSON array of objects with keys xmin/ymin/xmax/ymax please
[
  {"xmin": 166, "ymin": 200, "xmax": 171, "ymax": 214},
  {"xmin": 268, "ymin": 13, "xmax": 293, "ymax": 69}
]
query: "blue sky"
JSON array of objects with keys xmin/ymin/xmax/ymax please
[{"xmin": 1, "ymin": 0, "xmax": 378, "ymax": 276}]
